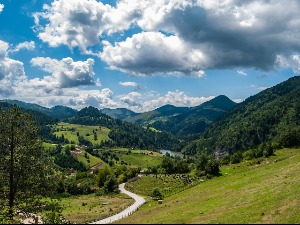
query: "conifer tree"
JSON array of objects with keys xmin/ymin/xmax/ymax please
[{"xmin": 0, "ymin": 106, "xmax": 56, "ymax": 222}]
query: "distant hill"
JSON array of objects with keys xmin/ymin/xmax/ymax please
[
  {"xmin": 100, "ymin": 108, "xmax": 139, "ymax": 120},
  {"xmin": 183, "ymin": 76, "xmax": 300, "ymax": 155},
  {"xmin": 0, "ymin": 101, "xmax": 58, "ymax": 126},
  {"xmin": 64, "ymin": 106, "xmax": 185, "ymax": 151},
  {"xmin": 123, "ymin": 95, "xmax": 237, "ymax": 139},
  {"xmin": 0, "ymin": 100, "xmax": 77, "ymax": 119}
]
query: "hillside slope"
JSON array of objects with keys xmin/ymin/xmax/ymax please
[
  {"xmin": 0, "ymin": 99, "xmax": 77, "ymax": 119},
  {"xmin": 64, "ymin": 106, "xmax": 185, "ymax": 151},
  {"xmin": 117, "ymin": 148, "xmax": 300, "ymax": 224},
  {"xmin": 184, "ymin": 76, "xmax": 300, "ymax": 155},
  {"xmin": 100, "ymin": 108, "xmax": 140, "ymax": 120}
]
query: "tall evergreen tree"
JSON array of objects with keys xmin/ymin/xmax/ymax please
[{"xmin": 0, "ymin": 106, "xmax": 57, "ymax": 222}]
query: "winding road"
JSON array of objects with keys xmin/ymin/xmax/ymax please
[{"xmin": 90, "ymin": 183, "xmax": 146, "ymax": 224}]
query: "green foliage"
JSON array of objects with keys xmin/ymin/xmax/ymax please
[
  {"xmin": 103, "ymin": 175, "xmax": 119, "ymax": 193},
  {"xmin": 151, "ymin": 187, "xmax": 163, "ymax": 200},
  {"xmin": 204, "ymin": 159, "xmax": 220, "ymax": 176},
  {"xmin": 230, "ymin": 152, "xmax": 243, "ymax": 164},
  {"xmin": 65, "ymin": 106, "xmax": 184, "ymax": 151},
  {"xmin": 126, "ymin": 96, "xmax": 236, "ymax": 140},
  {"xmin": 97, "ymin": 166, "xmax": 113, "ymax": 187},
  {"xmin": 183, "ymin": 76, "xmax": 300, "ymax": 156},
  {"xmin": 0, "ymin": 106, "xmax": 58, "ymax": 221},
  {"xmin": 42, "ymin": 201, "xmax": 65, "ymax": 224}
]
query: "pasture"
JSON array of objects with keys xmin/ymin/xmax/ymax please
[
  {"xmin": 53, "ymin": 122, "xmax": 111, "ymax": 145},
  {"xmin": 115, "ymin": 148, "xmax": 300, "ymax": 224}
]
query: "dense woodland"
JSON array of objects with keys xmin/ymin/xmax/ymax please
[{"xmin": 183, "ymin": 76, "xmax": 300, "ymax": 156}]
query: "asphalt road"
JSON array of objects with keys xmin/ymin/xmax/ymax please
[{"xmin": 90, "ymin": 183, "xmax": 146, "ymax": 224}]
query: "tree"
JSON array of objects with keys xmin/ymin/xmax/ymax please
[
  {"xmin": 151, "ymin": 187, "xmax": 163, "ymax": 200},
  {"xmin": 205, "ymin": 159, "xmax": 220, "ymax": 176},
  {"xmin": 0, "ymin": 106, "xmax": 56, "ymax": 222}
]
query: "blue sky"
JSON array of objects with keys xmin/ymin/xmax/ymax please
[{"xmin": 0, "ymin": 0, "xmax": 299, "ymax": 112}]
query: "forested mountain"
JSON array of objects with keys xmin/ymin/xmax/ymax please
[
  {"xmin": 64, "ymin": 106, "xmax": 185, "ymax": 151},
  {"xmin": 183, "ymin": 76, "xmax": 300, "ymax": 155},
  {"xmin": 0, "ymin": 99, "xmax": 77, "ymax": 119},
  {"xmin": 118, "ymin": 95, "xmax": 236, "ymax": 140},
  {"xmin": 0, "ymin": 101, "xmax": 59, "ymax": 141},
  {"xmin": 0, "ymin": 102, "xmax": 58, "ymax": 125},
  {"xmin": 100, "ymin": 108, "xmax": 140, "ymax": 120}
]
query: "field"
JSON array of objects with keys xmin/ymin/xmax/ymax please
[
  {"xmin": 108, "ymin": 148, "xmax": 163, "ymax": 169},
  {"xmin": 114, "ymin": 148, "xmax": 300, "ymax": 224},
  {"xmin": 60, "ymin": 193, "xmax": 134, "ymax": 224},
  {"xmin": 53, "ymin": 122, "xmax": 111, "ymax": 145},
  {"xmin": 75, "ymin": 149, "xmax": 105, "ymax": 168}
]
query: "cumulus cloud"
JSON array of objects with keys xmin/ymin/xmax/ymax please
[
  {"xmin": 30, "ymin": 57, "xmax": 99, "ymax": 90},
  {"xmin": 32, "ymin": 0, "xmax": 142, "ymax": 53},
  {"xmin": 68, "ymin": 88, "xmax": 119, "ymax": 109},
  {"xmin": 33, "ymin": 0, "xmax": 300, "ymax": 75},
  {"xmin": 0, "ymin": 4, "xmax": 4, "ymax": 13},
  {"xmin": 118, "ymin": 90, "xmax": 214, "ymax": 112},
  {"xmin": 11, "ymin": 41, "xmax": 36, "ymax": 53},
  {"xmin": 101, "ymin": 31, "xmax": 207, "ymax": 76},
  {"xmin": 0, "ymin": 40, "xmax": 26, "ymax": 97},
  {"xmin": 276, "ymin": 54, "xmax": 300, "ymax": 75}
]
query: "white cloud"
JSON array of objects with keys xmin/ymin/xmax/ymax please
[
  {"xmin": 276, "ymin": 54, "xmax": 300, "ymax": 75},
  {"xmin": 0, "ymin": 40, "xmax": 26, "ymax": 97},
  {"xmin": 33, "ymin": 0, "xmax": 300, "ymax": 75},
  {"xmin": 32, "ymin": 0, "xmax": 111, "ymax": 52},
  {"xmin": 101, "ymin": 31, "xmax": 207, "ymax": 76},
  {"xmin": 30, "ymin": 57, "xmax": 98, "ymax": 90},
  {"xmin": 68, "ymin": 88, "xmax": 119, "ymax": 109},
  {"xmin": 237, "ymin": 70, "xmax": 247, "ymax": 76},
  {"xmin": 119, "ymin": 81, "xmax": 138, "ymax": 87},
  {"xmin": 11, "ymin": 41, "xmax": 36, "ymax": 53},
  {"xmin": 118, "ymin": 90, "xmax": 214, "ymax": 112},
  {"xmin": 0, "ymin": 4, "xmax": 4, "ymax": 13}
]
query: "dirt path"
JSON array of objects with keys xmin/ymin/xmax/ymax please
[{"xmin": 90, "ymin": 183, "xmax": 146, "ymax": 224}]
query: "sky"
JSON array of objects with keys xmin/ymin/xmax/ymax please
[{"xmin": 0, "ymin": 0, "xmax": 299, "ymax": 113}]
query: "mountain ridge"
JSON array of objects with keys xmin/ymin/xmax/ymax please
[{"xmin": 183, "ymin": 76, "xmax": 300, "ymax": 155}]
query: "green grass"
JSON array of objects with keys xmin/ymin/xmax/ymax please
[
  {"xmin": 116, "ymin": 152, "xmax": 163, "ymax": 169},
  {"xmin": 60, "ymin": 193, "xmax": 134, "ymax": 224},
  {"xmin": 75, "ymin": 150, "xmax": 105, "ymax": 168},
  {"xmin": 115, "ymin": 148, "xmax": 300, "ymax": 224},
  {"xmin": 53, "ymin": 122, "xmax": 111, "ymax": 145},
  {"xmin": 126, "ymin": 174, "xmax": 203, "ymax": 199},
  {"xmin": 42, "ymin": 142, "xmax": 57, "ymax": 150}
]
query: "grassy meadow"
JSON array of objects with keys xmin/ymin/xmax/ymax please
[
  {"xmin": 75, "ymin": 149, "xmax": 105, "ymax": 168},
  {"xmin": 53, "ymin": 122, "xmax": 111, "ymax": 145},
  {"xmin": 60, "ymin": 193, "xmax": 134, "ymax": 224},
  {"xmin": 110, "ymin": 148, "xmax": 163, "ymax": 169},
  {"xmin": 114, "ymin": 148, "xmax": 300, "ymax": 224}
]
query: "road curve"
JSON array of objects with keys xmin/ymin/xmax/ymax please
[{"xmin": 90, "ymin": 183, "xmax": 146, "ymax": 224}]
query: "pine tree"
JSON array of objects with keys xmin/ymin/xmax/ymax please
[{"xmin": 0, "ymin": 106, "xmax": 57, "ymax": 222}]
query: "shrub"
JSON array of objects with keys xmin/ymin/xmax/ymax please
[{"xmin": 151, "ymin": 187, "xmax": 163, "ymax": 200}]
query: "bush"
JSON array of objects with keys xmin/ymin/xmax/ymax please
[
  {"xmin": 230, "ymin": 152, "xmax": 242, "ymax": 164},
  {"xmin": 205, "ymin": 159, "xmax": 220, "ymax": 176},
  {"xmin": 151, "ymin": 187, "xmax": 163, "ymax": 200},
  {"xmin": 243, "ymin": 149, "xmax": 256, "ymax": 160},
  {"xmin": 219, "ymin": 155, "xmax": 230, "ymax": 165}
]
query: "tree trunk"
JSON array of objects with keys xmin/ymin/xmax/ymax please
[{"xmin": 9, "ymin": 125, "xmax": 15, "ymax": 220}]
